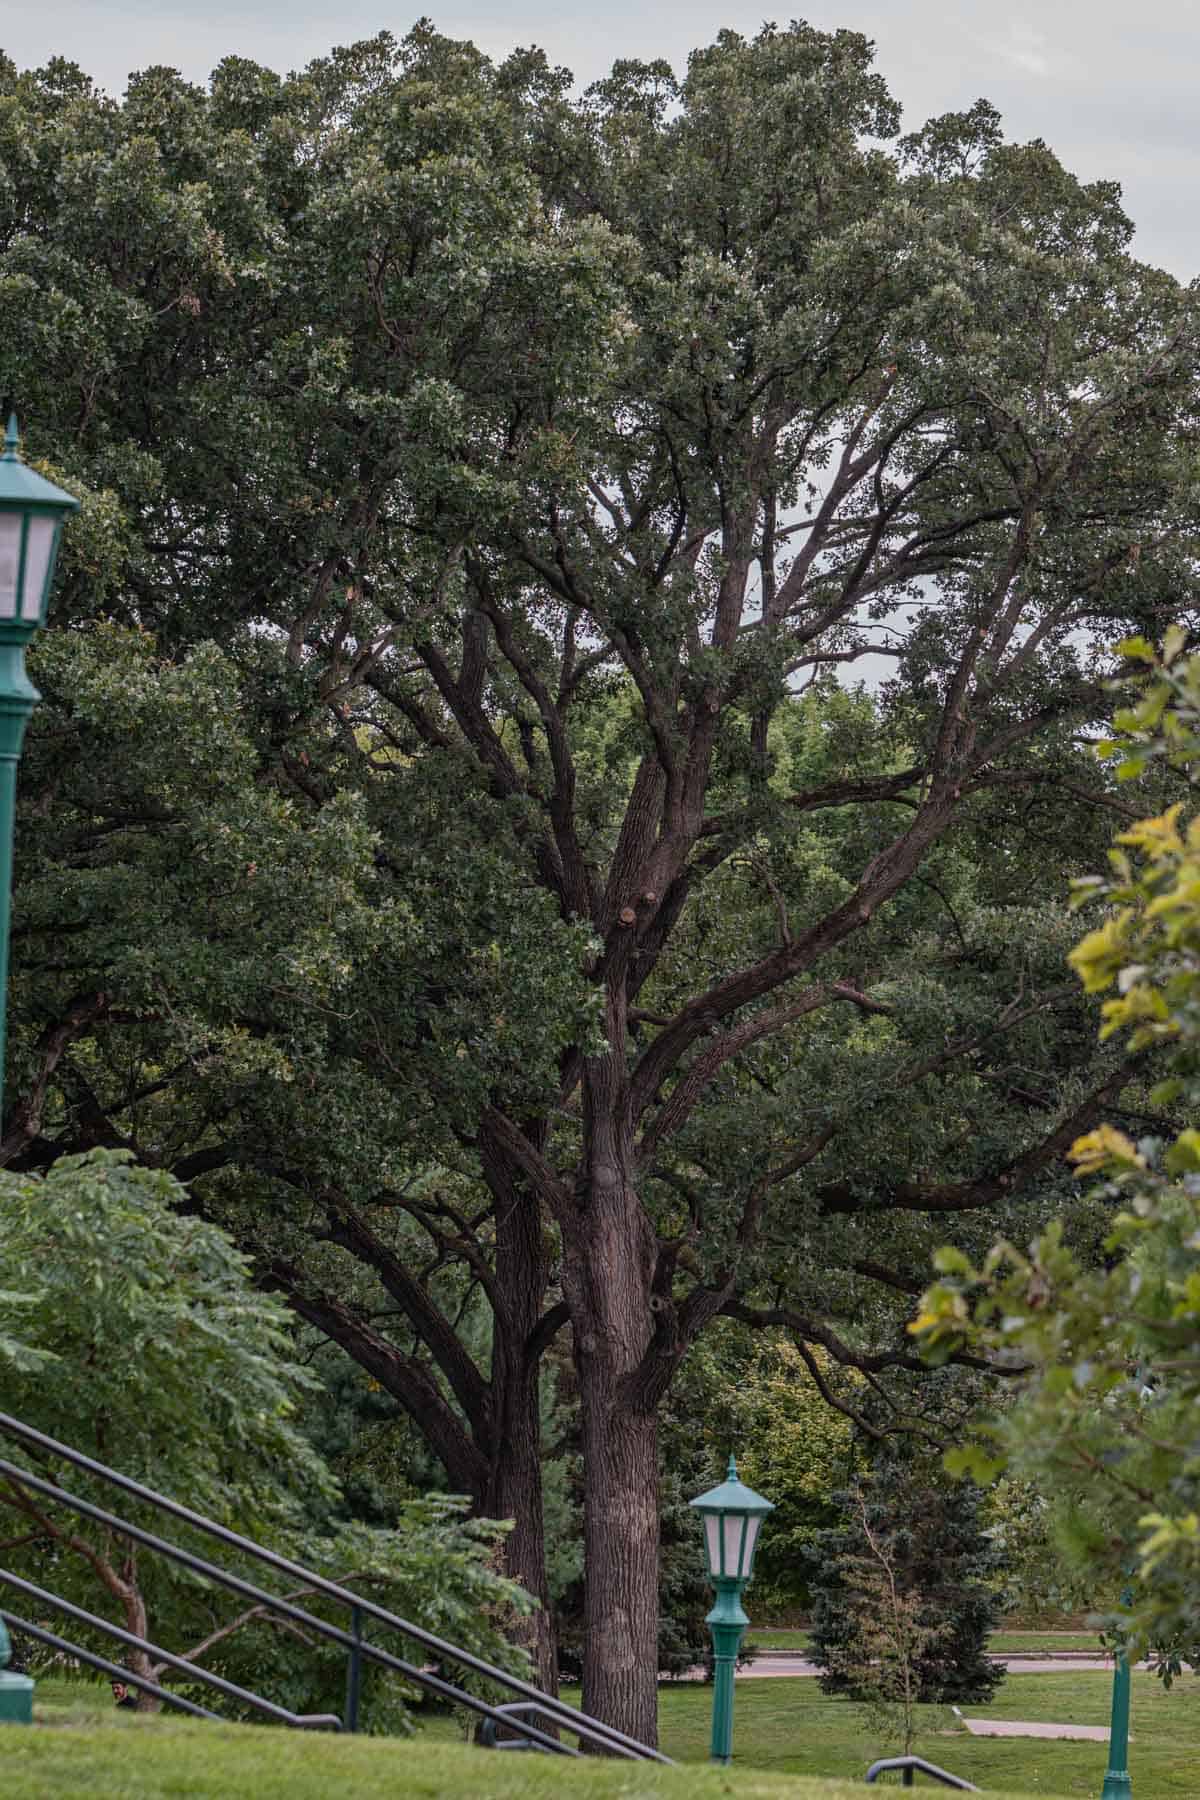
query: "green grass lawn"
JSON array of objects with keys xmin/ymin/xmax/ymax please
[
  {"xmin": 752, "ymin": 1631, "xmax": 1107, "ymax": 1656},
  {"xmin": 2, "ymin": 1669, "xmax": 1193, "ymax": 1798},
  {"xmin": 0, "ymin": 1679, "xmax": 1044, "ymax": 1800},
  {"xmin": 658, "ymin": 1671, "xmax": 1192, "ymax": 1797}
]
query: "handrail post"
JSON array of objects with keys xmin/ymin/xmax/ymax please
[
  {"xmin": 1100, "ymin": 1641, "xmax": 1132, "ymax": 1799},
  {"xmin": 345, "ymin": 1603, "xmax": 364, "ymax": 1733},
  {"xmin": 1100, "ymin": 1579, "xmax": 1134, "ymax": 1800},
  {"xmin": 865, "ymin": 1755, "xmax": 978, "ymax": 1791}
]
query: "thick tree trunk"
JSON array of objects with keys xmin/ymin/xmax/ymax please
[
  {"xmin": 487, "ymin": 1357, "xmax": 556, "ymax": 1697},
  {"xmin": 574, "ymin": 1357, "xmax": 659, "ymax": 1745},
  {"xmin": 563, "ymin": 1075, "xmax": 661, "ymax": 1746},
  {"xmin": 485, "ymin": 1130, "xmax": 558, "ymax": 1696}
]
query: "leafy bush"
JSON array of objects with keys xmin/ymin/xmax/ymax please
[{"xmin": 0, "ymin": 1151, "xmax": 533, "ymax": 1725}]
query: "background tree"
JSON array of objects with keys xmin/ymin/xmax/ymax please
[
  {"xmin": 981, "ymin": 1477, "xmax": 1094, "ymax": 1626},
  {"xmin": 808, "ymin": 1441, "xmax": 1004, "ymax": 1711},
  {"xmin": 819, "ymin": 1489, "xmax": 951, "ymax": 1758},
  {"xmin": 3, "ymin": 24, "xmax": 1200, "ymax": 1738},
  {"xmin": 674, "ymin": 1327, "xmax": 854, "ymax": 1621}
]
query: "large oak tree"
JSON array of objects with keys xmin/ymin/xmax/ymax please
[{"xmin": 3, "ymin": 25, "xmax": 1199, "ymax": 1738}]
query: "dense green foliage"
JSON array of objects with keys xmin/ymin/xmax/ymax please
[
  {"xmin": 687, "ymin": 1332, "xmax": 854, "ymax": 1620},
  {"xmin": 980, "ymin": 1478, "xmax": 1093, "ymax": 1622},
  {"xmin": 0, "ymin": 1151, "xmax": 532, "ymax": 1727},
  {"xmin": 0, "ymin": 1149, "xmax": 332, "ymax": 1519}
]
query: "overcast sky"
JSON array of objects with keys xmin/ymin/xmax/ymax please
[{"xmin": 3, "ymin": 2, "xmax": 1197, "ymax": 278}]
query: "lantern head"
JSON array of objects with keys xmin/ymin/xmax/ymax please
[
  {"xmin": 690, "ymin": 1454, "xmax": 774, "ymax": 1584},
  {"xmin": 0, "ymin": 414, "xmax": 79, "ymax": 637}
]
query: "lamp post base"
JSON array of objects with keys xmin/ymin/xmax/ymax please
[
  {"xmin": 1100, "ymin": 1773, "xmax": 1131, "ymax": 1800},
  {"xmin": 0, "ymin": 1671, "xmax": 33, "ymax": 1726}
]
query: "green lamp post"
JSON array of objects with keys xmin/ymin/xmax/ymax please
[
  {"xmin": 1100, "ymin": 1587, "xmax": 1134, "ymax": 1800},
  {"xmin": 0, "ymin": 415, "xmax": 77, "ymax": 1728},
  {"xmin": 0, "ymin": 414, "xmax": 78, "ymax": 1105},
  {"xmin": 690, "ymin": 1455, "xmax": 774, "ymax": 1766}
]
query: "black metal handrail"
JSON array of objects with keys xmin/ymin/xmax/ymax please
[
  {"xmin": 0, "ymin": 1453, "xmax": 570, "ymax": 1752},
  {"xmin": 865, "ymin": 1754, "xmax": 980, "ymax": 1789},
  {"xmin": 0, "ymin": 1410, "xmax": 669, "ymax": 1761},
  {"xmin": 0, "ymin": 1570, "xmax": 342, "ymax": 1729},
  {"xmin": 3, "ymin": 1614, "xmax": 221, "ymax": 1720},
  {"xmin": 478, "ymin": 1699, "xmax": 560, "ymax": 1751}
]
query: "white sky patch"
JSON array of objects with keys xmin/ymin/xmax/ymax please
[{"xmin": 983, "ymin": 24, "xmax": 1053, "ymax": 79}]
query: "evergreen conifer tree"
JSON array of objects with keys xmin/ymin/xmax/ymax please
[{"xmin": 809, "ymin": 1444, "xmax": 1004, "ymax": 1705}]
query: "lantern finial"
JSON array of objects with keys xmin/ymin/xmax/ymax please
[
  {"xmin": 2, "ymin": 416, "xmax": 19, "ymax": 462},
  {"xmin": 727, "ymin": 1452, "xmax": 738, "ymax": 1482}
]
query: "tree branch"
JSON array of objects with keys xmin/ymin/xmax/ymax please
[
  {"xmin": 817, "ymin": 1053, "xmax": 1149, "ymax": 1217},
  {"xmin": 262, "ymin": 1261, "xmax": 489, "ymax": 1499}
]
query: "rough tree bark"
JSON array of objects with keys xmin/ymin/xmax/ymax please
[
  {"xmin": 560, "ymin": 1035, "xmax": 663, "ymax": 1743},
  {"xmin": 482, "ymin": 1125, "xmax": 559, "ymax": 1693},
  {"xmin": 120, "ymin": 1568, "xmax": 160, "ymax": 1714}
]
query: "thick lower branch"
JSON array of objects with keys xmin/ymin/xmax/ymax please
[
  {"xmin": 818, "ymin": 1054, "xmax": 1148, "ymax": 1217},
  {"xmin": 264, "ymin": 1261, "xmax": 490, "ymax": 1499}
]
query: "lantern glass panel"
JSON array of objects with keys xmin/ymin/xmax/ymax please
[
  {"xmin": 0, "ymin": 515, "xmax": 22, "ymax": 620},
  {"xmin": 742, "ymin": 1515, "xmax": 762, "ymax": 1574},
  {"xmin": 20, "ymin": 516, "xmax": 56, "ymax": 622},
  {"xmin": 722, "ymin": 1513, "xmax": 748, "ymax": 1578},
  {"xmin": 704, "ymin": 1514, "xmax": 721, "ymax": 1577}
]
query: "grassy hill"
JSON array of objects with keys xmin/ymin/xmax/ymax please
[
  {"xmin": 6, "ymin": 1669, "xmax": 1196, "ymax": 1798},
  {"xmin": 0, "ymin": 1707, "xmax": 1067, "ymax": 1800}
]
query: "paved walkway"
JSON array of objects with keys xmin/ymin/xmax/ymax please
[
  {"xmin": 959, "ymin": 1719, "xmax": 1116, "ymax": 1741},
  {"xmin": 703, "ymin": 1652, "xmax": 1137, "ymax": 1744},
  {"xmin": 734, "ymin": 1653, "xmax": 1136, "ymax": 1679}
]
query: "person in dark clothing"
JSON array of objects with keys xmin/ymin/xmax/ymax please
[{"xmin": 111, "ymin": 1679, "xmax": 138, "ymax": 1710}]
